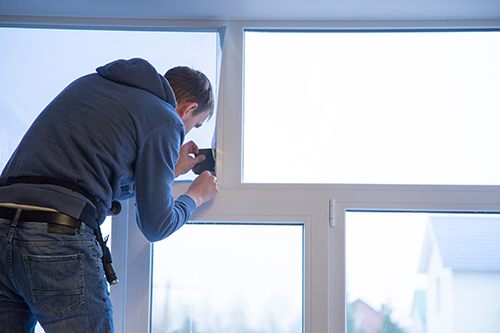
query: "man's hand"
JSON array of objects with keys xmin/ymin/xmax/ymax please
[
  {"xmin": 185, "ymin": 171, "xmax": 219, "ymax": 207},
  {"xmin": 175, "ymin": 141, "xmax": 206, "ymax": 177}
]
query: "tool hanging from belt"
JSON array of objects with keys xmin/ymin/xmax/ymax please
[{"xmin": 0, "ymin": 176, "xmax": 120, "ymax": 285}]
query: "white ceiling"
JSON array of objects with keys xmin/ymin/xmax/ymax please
[{"xmin": 1, "ymin": 0, "xmax": 499, "ymax": 21}]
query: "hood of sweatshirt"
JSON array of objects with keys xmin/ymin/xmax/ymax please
[{"xmin": 96, "ymin": 58, "xmax": 177, "ymax": 108}]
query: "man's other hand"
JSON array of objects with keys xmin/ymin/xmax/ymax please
[
  {"xmin": 185, "ymin": 171, "xmax": 219, "ymax": 207},
  {"xmin": 174, "ymin": 141, "xmax": 205, "ymax": 177}
]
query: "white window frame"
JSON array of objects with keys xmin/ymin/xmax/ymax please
[
  {"xmin": 112, "ymin": 196, "xmax": 333, "ymax": 332},
  {"xmin": 113, "ymin": 19, "xmax": 500, "ymax": 333},
  {"xmin": 3, "ymin": 16, "xmax": 499, "ymax": 333}
]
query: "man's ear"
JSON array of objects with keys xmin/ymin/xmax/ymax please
[{"xmin": 177, "ymin": 102, "xmax": 199, "ymax": 119}]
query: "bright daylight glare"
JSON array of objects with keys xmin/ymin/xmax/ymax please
[{"xmin": 244, "ymin": 30, "xmax": 500, "ymax": 185}]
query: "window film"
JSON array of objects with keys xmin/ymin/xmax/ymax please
[
  {"xmin": 243, "ymin": 30, "xmax": 500, "ymax": 185},
  {"xmin": 346, "ymin": 212, "xmax": 500, "ymax": 333},
  {"xmin": 151, "ymin": 223, "xmax": 304, "ymax": 333}
]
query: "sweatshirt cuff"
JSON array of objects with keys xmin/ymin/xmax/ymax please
[{"xmin": 177, "ymin": 194, "xmax": 197, "ymax": 212}]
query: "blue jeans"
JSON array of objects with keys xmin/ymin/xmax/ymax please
[{"xmin": 0, "ymin": 215, "xmax": 114, "ymax": 332}]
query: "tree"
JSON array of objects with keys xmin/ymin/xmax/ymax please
[{"xmin": 378, "ymin": 305, "xmax": 405, "ymax": 333}]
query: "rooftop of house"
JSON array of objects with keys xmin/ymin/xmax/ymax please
[{"xmin": 429, "ymin": 215, "xmax": 500, "ymax": 271}]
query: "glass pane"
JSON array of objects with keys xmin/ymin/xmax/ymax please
[
  {"xmin": 243, "ymin": 30, "xmax": 500, "ymax": 185},
  {"xmin": 151, "ymin": 224, "xmax": 303, "ymax": 333},
  {"xmin": 101, "ymin": 216, "xmax": 112, "ymax": 244},
  {"xmin": 0, "ymin": 27, "xmax": 218, "ymax": 181},
  {"xmin": 346, "ymin": 212, "xmax": 500, "ymax": 333}
]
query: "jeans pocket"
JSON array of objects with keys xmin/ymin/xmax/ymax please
[{"xmin": 22, "ymin": 253, "xmax": 85, "ymax": 318}]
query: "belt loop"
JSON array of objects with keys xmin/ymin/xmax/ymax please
[
  {"xmin": 12, "ymin": 208, "xmax": 22, "ymax": 225},
  {"xmin": 6, "ymin": 209, "xmax": 23, "ymax": 242}
]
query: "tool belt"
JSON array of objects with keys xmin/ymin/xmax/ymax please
[{"xmin": 0, "ymin": 176, "xmax": 119, "ymax": 285}]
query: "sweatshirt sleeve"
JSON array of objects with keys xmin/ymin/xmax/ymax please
[{"xmin": 133, "ymin": 122, "xmax": 195, "ymax": 242}]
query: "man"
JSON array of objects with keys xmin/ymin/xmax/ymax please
[{"xmin": 0, "ymin": 58, "xmax": 218, "ymax": 332}]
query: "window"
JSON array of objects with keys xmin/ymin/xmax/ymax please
[
  {"xmin": 151, "ymin": 223, "xmax": 303, "ymax": 333},
  {"xmin": 0, "ymin": 27, "xmax": 218, "ymax": 176},
  {"xmin": 5, "ymin": 19, "xmax": 499, "ymax": 333},
  {"xmin": 346, "ymin": 212, "xmax": 427, "ymax": 332},
  {"xmin": 0, "ymin": 25, "xmax": 219, "ymax": 333},
  {"xmin": 116, "ymin": 196, "xmax": 329, "ymax": 333},
  {"xmin": 346, "ymin": 212, "xmax": 500, "ymax": 333},
  {"xmin": 436, "ymin": 277, "xmax": 441, "ymax": 314},
  {"xmin": 131, "ymin": 23, "xmax": 499, "ymax": 333},
  {"xmin": 243, "ymin": 30, "xmax": 500, "ymax": 185}
]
